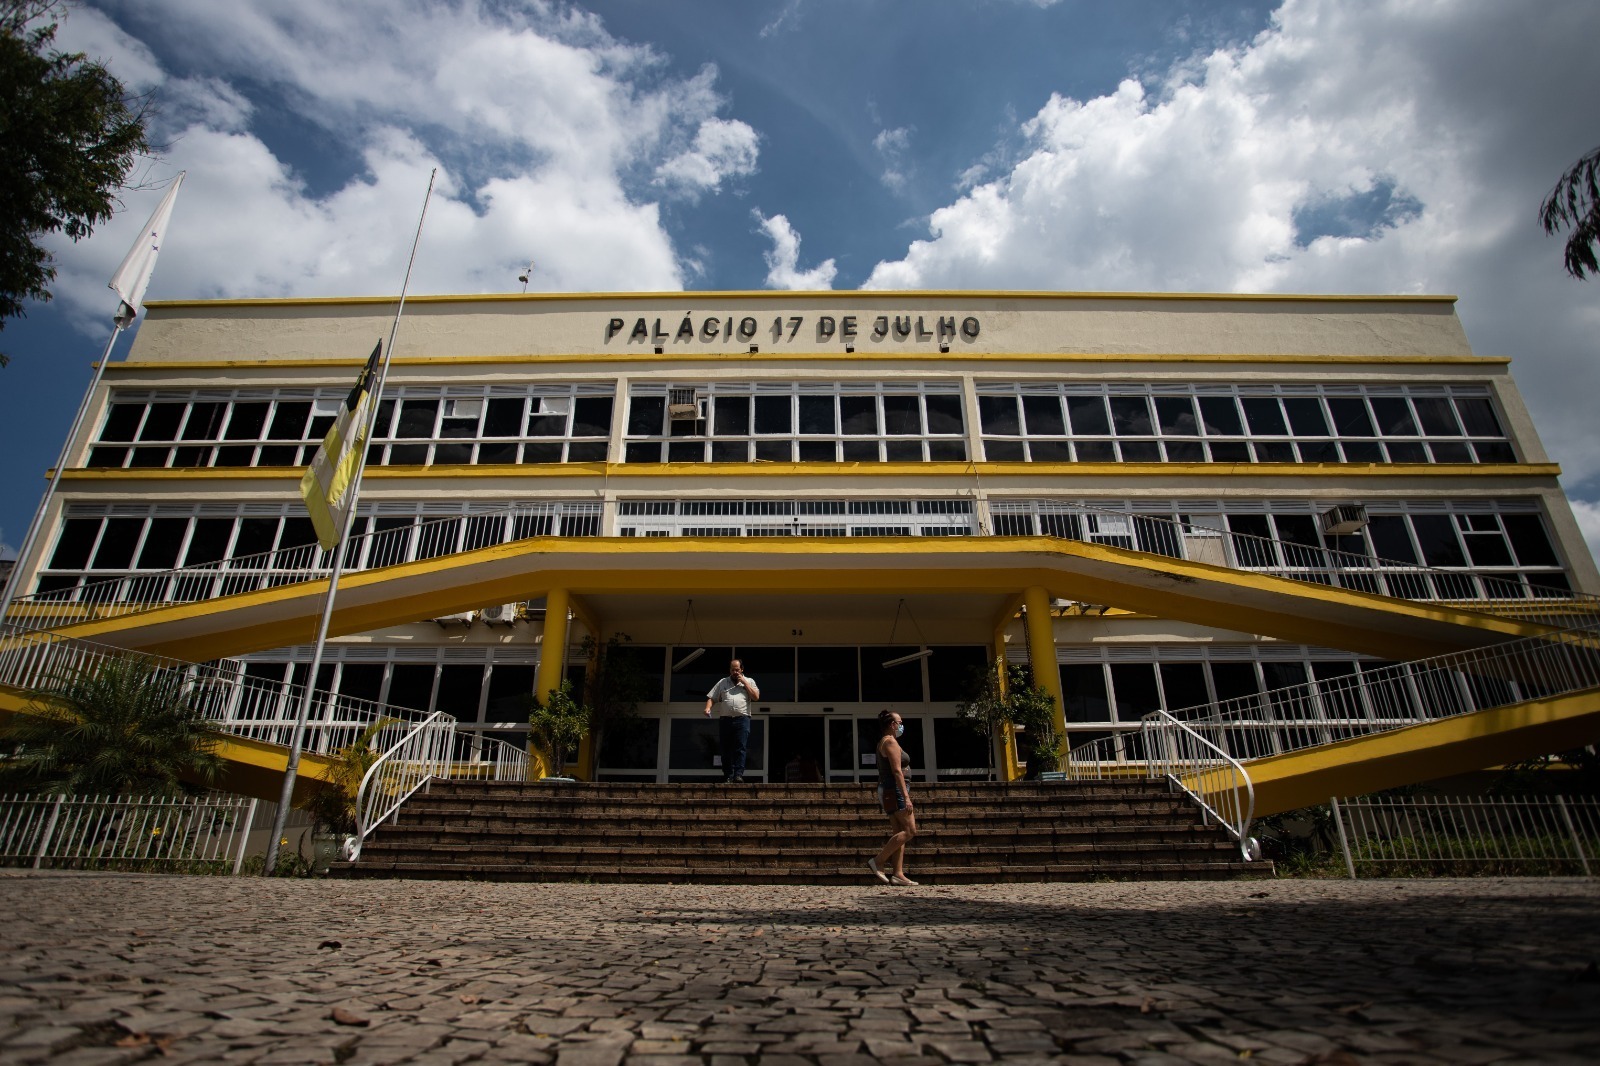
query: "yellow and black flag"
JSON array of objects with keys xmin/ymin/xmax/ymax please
[{"xmin": 300, "ymin": 341, "xmax": 382, "ymax": 550}]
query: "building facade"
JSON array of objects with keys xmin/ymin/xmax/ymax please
[{"xmin": 14, "ymin": 291, "xmax": 1595, "ymax": 783}]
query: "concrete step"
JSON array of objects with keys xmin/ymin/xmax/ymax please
[
  {"xmin": 393, "ymin": 797, "xmax": 1196, "ymax": 819},
  {"xmin": 332, "ymin": 859, "xmax": 1272, "ymax": 884},
  {"xmin": 334, "ymin": 778, "xmax": 1270, "ymax": 884},
  {"xmin": 367, "ymin": 825, "xmax": 1218, "ymax": 849},
  {"xmin": 355, "ymin": 841, "xmax": 1243, "ymax": 868}
]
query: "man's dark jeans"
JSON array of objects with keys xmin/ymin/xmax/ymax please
[{"xmin": 718, "ymin": 714, "xmax": 750, "ymax": 780}]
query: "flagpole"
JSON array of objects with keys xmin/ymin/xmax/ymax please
[
  {"xmin": 0, "ymin": 321, "xmax": 127, "ymax": 624},
  {"xmin": 1, "ymin": 172, "xmax": 186, "ymax": 625},
  {"xmin": 264, "ymin": 168, "xmax": 438, "ymax": 874}
]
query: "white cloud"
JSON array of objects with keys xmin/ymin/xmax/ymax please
[
  {"xmin": 864, "ymin": 0, "xmax": 1600, "ymax": 509},
  {"xmin": 655, "ymin": 118, "xmax": 760, "ymax": 194},
  {"xmin": 754, "ymin": 211, "xmax": 836, "ymax": 290},
  {"xmin": 41, "ymin": 0, "xmax": 760, "ymax": 324},
  {"xmin": 1567, "ymin": 499, "xmax": 1600, "ymax": 571},
  {"xmin": 873, "ymin": 127, "xmax": 913, "ymax": 193},
  {"xmin": 759, "ymin": 0, "xmax": 807, "ymax": 39}
]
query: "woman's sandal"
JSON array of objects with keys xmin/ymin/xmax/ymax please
[
  {"xmin": 890, "ymin": 872, "xmax": 919, "ymax": 886},
  {"xmin": 867, "ymin": 858, "xmax": 890, "ymax": 884}
]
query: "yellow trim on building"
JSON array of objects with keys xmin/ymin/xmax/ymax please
[
  {"xmin": 1243, "ymin": 686, "xmax": 1600, "ymax": 817},
  {"xmin": 57, "ymin": 462, "xmax": 1565, "ymax": 482},
  {"xmin": 144, "ymin": 290, "xmax": 1461, "ymax": 310},
  {"xmin": 45, "ymin": 534, "xmax": 1558, "ymax": 665},
  {"xmin": 102, "ymin": 352, "xmax": 1511, "ymax": 371}
]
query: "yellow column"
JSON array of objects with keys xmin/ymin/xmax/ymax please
[
  {"xmin": 532, "ymin": 588, "xmax": 570, "ymax": 780},
  {"xmin": 1023, "ymin": 585, "xmax": 1067, "ymax": 743},
  {"xmin": 992, "ymin": 625, "xmax": 1020, "ymax": 782}
]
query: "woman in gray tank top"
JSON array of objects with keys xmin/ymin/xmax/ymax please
[{"xmin": 868, "ymin": 709, "xmax": 919, "ymax": 885}]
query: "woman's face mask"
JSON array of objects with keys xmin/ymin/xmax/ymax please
[{"xmin": 894, "ymin": 723, "xmax": 905, "ymax": 737}]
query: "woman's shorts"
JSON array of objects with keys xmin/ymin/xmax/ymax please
[{"xmin": 878, "ymin": 783, "xmax": 908, "ymax": 814}]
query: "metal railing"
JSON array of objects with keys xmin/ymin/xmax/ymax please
[
  {"xmin": 0, "ymin": 792, "xmax": 260, "ymax": 873},
  {"xmin": 4, "ymin": 501, "xmax": 580, "ymax": 629},
  {"xmin": 1065, "ymin": 710, "xmax": 1256, "ymax": 857},
  {"xmin": 0, "ymin": 623, "xmax": 530, "ymax": 784},
  {"xmin": 0, "ymin": 623, "xmax": 428, "ymax": 757},
  {"xmin": 1063, "ymin": 624, "xmax": 1600, "ymax": 851},
  {"xmin": 1330, "ymin": 793, "xmax": 1598, "ymax": 878},
  {"xmin": 9, "ymin": 502, "xmax": 1595, "ymax": 634},
  {"xmin": 1151, "ymin": 625, "xmax": 1600, "ymax": 764},
  {"xmin": 1003, "ymin": 503, "xmax": 1600, "ymax": 630},
  {"xmin": 351, "ymin": 712, "xmax": 456, "ymax": 861}
]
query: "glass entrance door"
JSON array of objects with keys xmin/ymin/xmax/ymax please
[{"xmin": 768, "ymin": 715, "xmax": 826, "ymax": 782}]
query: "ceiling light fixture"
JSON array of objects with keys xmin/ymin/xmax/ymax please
[
  {"xmin": 671, "ymin": 598, "xmax": 706, "ymax": 672},
  {"xmin": 881, "ymin": 648, "xmax": 934, "ymax": 669},
  {"xmin": 881, "ymin": 597, "xmax": 932, "ymax": 669}
]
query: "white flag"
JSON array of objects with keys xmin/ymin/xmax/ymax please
[
  {"xmin": 300, "ymin": 342, "xmax": 383, "ymax": 550},
  {"xmin": 108, "ymin": 172, "xmax": 185, "ymax": 320}
]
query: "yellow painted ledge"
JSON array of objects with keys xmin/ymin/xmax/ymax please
[
  {"xmin": 42, "ymin": 533, "xmax": 1560, "ymax": 664},
  {"xmin": 103, "ymin": 352, "xmax": 1510, "ymax": 370},
  {"xmin": 56, "ymin": 461, "xmax": 1563, "ymax": 482},
  {"xmin": 1243, "ymin": 686, "xmax": 1600, "ymax": 817},
  {"xmin": 145, "ymin": 290, "xmax": 1460, "ymax": 310}
]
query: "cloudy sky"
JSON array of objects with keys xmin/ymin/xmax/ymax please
[{"xmin": 3, "ymin": 0, "xmax": 1598, "ymax": 565}]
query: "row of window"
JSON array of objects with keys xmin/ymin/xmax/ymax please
[
  {"xmin": 231, "ymin": 643, "xmax": 1392, "ymax": 776},
  {"xmin": 976, "ymin": 385, "xmax": 1513, "ymax": 465},
  {"xmin": 86, "ymin": 381, "xmax": 1518, "ymax": 470},
  {"xmin": 34, "ymin": 503, "xmax": 601, "ymax": 599},
  {"xmin": 90, "ymin": 386, "xmax": 615, "ymax": 471},
  {"xmin": 991, "ymin": 503, "xmax": 1566, "ymax": 593},
  {"xmin": 29, "ymin": 498, "xmax": 1568, "ymax": 604},
  {"xmin": 232, "ymin": 643, "xmax": 989, "ymax": 725},
  {"xmin": 1060, "ymin": 652, "xmax": 1377, "ymax": 729},
  {"xmin": 1054, "ymin": 647, "xmax": 1551, "ymax": 765}
]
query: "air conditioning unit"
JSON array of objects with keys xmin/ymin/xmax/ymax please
[
  {"xmin": 667, "ymin": 387, "xmax": 704, "ymax": 421},
  {"xmin": 477, "ymin": 603, "xmax": 521, "ymax": 625},
  {"xmin": 1319, "ymin": 504, "xmax": 1368, "ymax": 536},
  {"xmin": 432, "ymin": 611, "xmax": 474, "ymax": 628}
]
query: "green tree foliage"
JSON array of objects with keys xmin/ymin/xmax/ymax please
[
  {"xmin": 298, "ymin": 718, "xmax": 399, "ymax": 835},
  {"xmin": 1539, "ymin": 144, "xmax": 1600, "ymax": 280},
  {"xmin": 577, "ymin": 632, "xmax": 650, "ymax": 756},
  {"xmin": 2, "ymin": 655, "xmax": 226, "ymax": 796},
  {"xmin": 526, "ymin": 678, "xmax": 590, "ymax": 779},
  {"xmin": 0, "ymin": 1, "xmax": 152, "ymax": 367},
  {"xmin": 955, "ymin": 662, "xmax": 1062, "ymax": 772}
]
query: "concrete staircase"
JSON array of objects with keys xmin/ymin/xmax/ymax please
[{"xmin": 333, "ymin": 780, "xmax": 1274, "ymax": 884}]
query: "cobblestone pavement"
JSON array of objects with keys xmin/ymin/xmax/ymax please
[{"xmin": 1, "ymin": 873, "xmax": 1597, "ymax": 1065}]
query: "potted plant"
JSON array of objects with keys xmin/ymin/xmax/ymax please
[
  {"xmin": 526, "ymin": 679, "xmax": 590, "ymax": 780},
  {"xmin": 955, "ymin": 662, "xmax": 1061, "ymax": 779},
  {"xmin": 299, "ymin": 718, "xmax": 397, "ymax": 871}
]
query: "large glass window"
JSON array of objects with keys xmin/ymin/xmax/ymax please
[
  {"xmin": 975, "ymin": 383, "xmax": 1514, "ymax": 465},
  {"xmin": 990, "ymin": 498, "xmax": 1569, "ymax": 602},
  {"xmin": 32, "ymin": 500, "xmax": 602, "ymax": 601},
  {"xmin": 89, "ymin": 384, "xmax": 615, "ymax": 469},
  {"xmin": 625, "ymin": 382, "xmax": 966, "ymax": 464}
]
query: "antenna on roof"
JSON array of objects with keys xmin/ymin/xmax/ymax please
[{"xmin": 517, "ymin": 260, "xmax": 535, "ymax": 293}]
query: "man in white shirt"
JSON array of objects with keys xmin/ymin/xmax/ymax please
[{"xmin": 704, "ymin": 658, "xmax": 760, "ymax": 783}]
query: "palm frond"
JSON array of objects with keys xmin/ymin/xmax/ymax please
[{"xmin": 1539, "ymin": 145, "xmax": 1600, "ymax": 280}]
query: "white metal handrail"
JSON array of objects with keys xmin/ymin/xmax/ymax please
[
  {"xmin": 0, "ymin": 792, "xmax": 260, "ymax": 874},
  {"xmin": 1014, "ymin": 503, "xmax": 1599, "ymax": 630},
  {"xmin": 351, "ymin": 712, "xmax": 456, "ymax": 861},
  {"xmin": 1064, "ymin": 709, "xmax": 1257, "ymax": 857},
  {"xmin": 10, "ymin": 502, "xmax": 1594, "ymax": 633},
  {"xmin": 4, "ymin": 501, "xmax": 575, "ymax": 629},
  {"xmin": 0, "ymin": 622, "xmax": 431, "ymax": 757},
  {"xmin": 1154, "ymin": 625, "xmax": 1600, "ymax": 763},
  {"xmin": 1329, "ymin": 793, "xmax": 1599, "ymax": 878}
]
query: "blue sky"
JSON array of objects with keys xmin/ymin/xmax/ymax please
[{"xmin": 4, "ymin": 0, "xmax": 1599, "ymax": 564}]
